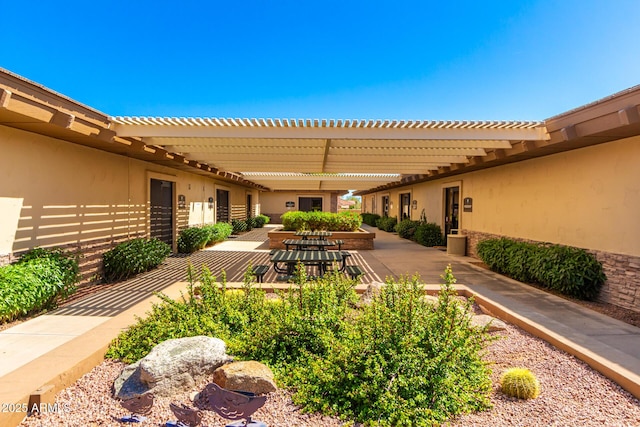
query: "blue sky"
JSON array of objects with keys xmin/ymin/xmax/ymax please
[{"xmin": 2, "ymin": 0, "xmax": 640, "ymax": 120}]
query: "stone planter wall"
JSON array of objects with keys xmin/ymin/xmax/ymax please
[
  {"xmin": 268, "ymin": 228, "xmax": 375, "ymax": 250},
  {"xmin": 462, "ymin": 229, "xmax": 640, "ymax": 313}
]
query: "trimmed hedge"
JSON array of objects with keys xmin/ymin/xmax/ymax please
[
  {"xmin": 375, "ymin": 216, "xmax": 397, "ymax": 232},
  {"xmin": 104, "ymin": 238, "xmax": 171, "ymax": 281},
  {"xmin": 0, "ymin": 247, "xmax": 79, "ymax": 322},
  {"xmin": 202, "ymin": 222, "xmax": 233, "ymax": 245},
  {"xmin": 232, "ymin": 218, "xmax": 248, "ymax": 234},
  {"xmin": 177, "ymin": 227, "xmax": 210, "ymax": 253},
  {"xmin": 281, "ymin": 211, "xmax": 362, "ymax": 231},
  {"xmin": 360, "ymin": 213, "xmax": 381, "ymax": 227},
  {"xmin": 414, "ymin": 222, "xmax": 445, "ymax": 247},
  {"xmin": 396, "ymin": 219, "xmax": 421, "ymax": 240},
  {"xmin": 476, "ymin": 238, "xmax": 606, "ymax": 300}
]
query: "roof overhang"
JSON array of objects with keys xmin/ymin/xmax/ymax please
[
  {"xmin": 3, "ymin": 68, "xmax": 639, "ymax": 195},
  {"xmin": 112, "ymin": 117, "xmax": 549, "ymax": 191}
]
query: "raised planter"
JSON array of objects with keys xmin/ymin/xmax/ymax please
[{"xmin": 268, "ymin": 228, "xmax": 375, "ymax": 250}]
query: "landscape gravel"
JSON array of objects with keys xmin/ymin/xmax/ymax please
[{"xmin": 19, "ymin": 323, "xmax": 640, "ymax": 427}]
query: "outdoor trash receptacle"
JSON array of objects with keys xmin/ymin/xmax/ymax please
[{"xmin": 447, "ymin": 234, "xmax": 467, "ymax": 256}]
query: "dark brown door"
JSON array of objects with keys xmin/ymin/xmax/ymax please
[
  {"xmin": 444, "ymin": 186, "xmax": 460, "ymax": 235},
  {"xmin": 216, "ymin": 189, "xmax": 230, "ymax": 222},
  {"xmin": 400, "ymin": 193, "xmax": 411, "ymax": 220},
  {"xmin": 246, "ymin": 194, "xmax": 253, "ymax": 218},
  {"xmin": 150, "ymin": 179, "xmax": 173, "ymax": 246}
]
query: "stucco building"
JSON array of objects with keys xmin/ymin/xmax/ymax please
[{"xmin": 1, "ymin": 68, "xmax": 638, "ymax": 312}]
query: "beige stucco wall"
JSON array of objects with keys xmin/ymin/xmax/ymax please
[
  {"xmin": 460, "ymin": 136, "xmax": 640, "ymax": 256},
  {"xmin": 0, "ymin": 125, "xmax": 258, "ymax": 259},
  {"xmin": 364, "ymin": 135, "xmax": 640, "ymax": 257}
]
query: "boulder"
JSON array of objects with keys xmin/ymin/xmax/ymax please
[
  {"xmin": 212, "ymin": 361, "xmax": 277, "ymax": 395},
  {"xmin": 359, "ymin": 281, "xmax": 385, "ymax": 305},
  {"xmin": 470, "ymin": 314, "xmax": 507, "ymax": 331},
  {"xmin": 114, "ymin": 336, "xmax": 232, "ymax": 399}
]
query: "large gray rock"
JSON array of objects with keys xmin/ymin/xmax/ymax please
[
  {"xmin": 114, "ymin": 336, "xmax": 232, "ymax": 399},
  {"xmin": 212, "ymin": 361, "xmax": 277, "ymax": 395},
  {"xmin": 470, "ymin": 314, "xmax": 507, "ymax": 331}
]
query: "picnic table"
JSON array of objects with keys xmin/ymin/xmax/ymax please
[
  {"xmin": 282, "ymin": 239, "xmax": 337, "ymax": 251},
  {"xmin": 294, "ymin": 230, "xmax": 333, "ymax": 240},
  {"xmin": 270, "ymin": 249, "xmax": 344, "ymax": 276}
]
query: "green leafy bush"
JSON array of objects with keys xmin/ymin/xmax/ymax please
[
  {"xmin": 253, "ymin": 214, "xmax": 270, "ymax": 228},
  {"xmin": 375, "ymin": 216, "xmax": 397, "ymax": 232},
  {"xmin": 529, "ymin": 244, "xmax": 605, "ymax": 300},
  {"xmin": 281, "ymin": 211, "xmax": 362, "ymax": 231},
  {"xmin": 177, "ymin": 227, "xmax": 210, "ymax": 253},
  {"xmin": 18, "ymin": 247, "xmax": 80, "ymax": 288},
  {"xmin": 396, "ymin": 219, "xmax": 422, "ymax": 240},
  {"xmin": 290, "ymin": 267, "xmax": 492, "ymax": 426},
  {"xmin": 202, "ymin": 222, "xmax": 233, "ymax": 245},
  {"xmin": 414, "ymin": 222, "xmax": 445, "ymax": 247},
  {"xmin": 476, "ymin": 238, "xmax": 514, "ymax": 274},
  {"xmin": 106, "ymin": 264, "xmax": 493, "ymax": 426},
  {"xmin": 104, "ymin": 238, "xmax": 171, "ymax": 282},
  {"xmin": 231, "ymin": 219, "xmax": 248, "ymax": 234},
  {"xmin": 476, "ymin": 238, "xmax": 606, "ymax": 300},
  {"xmin": 361, "ymin": 213, "xmax": 381, "ymax": 227},
  {"xmin": 0, "ymin": 247, "xmax": 80, "ymax": 322}
]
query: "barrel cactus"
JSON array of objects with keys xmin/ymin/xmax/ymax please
[{"xmin": 500, "ymin": 367, "xmax": 540, "ymax": 399}]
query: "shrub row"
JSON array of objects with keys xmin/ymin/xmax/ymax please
[
  {"xmin": 0, "ymin": 247, "xmax": 79, "ymax": 322},
  {"xmin": 104, "ymin": 238, "xmax": 171, "ymax": 282},
  {"xmin": 375, "ymin": 215, "xmax": 397, "ymax": 232},
  {"xmin": 476, "ymin": 237, "xmax": 606, "ymax": 300},
  {"xmin": 360, "ymin": 213, "xmax": 381, "ymax": 227},
  {"xmin": 396, "ymin": 219, "xmax": 445, "ymax": 247},
  {"xmin": 178, "ymin": 222, "xmax": 235, "ymax": 253},
  {"xmin": 281, "ymin": 211, "xmax": 362, "ymax": 231},
  {"xmin": 231, "ymin": 214, "xmax": 270, "ymax": 234},
  {"xmin": 106, "ymin": 265, "xmax": 492, "ymax": 426}
]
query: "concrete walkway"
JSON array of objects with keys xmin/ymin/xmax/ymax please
[{"xmin": 1, "ymin": 224, "xmax": 639, "ymax": 426}]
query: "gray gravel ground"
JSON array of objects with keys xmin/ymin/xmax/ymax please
[{"xmin": 19, "ymin": 323, "xmax": 640, "ymax": 427}]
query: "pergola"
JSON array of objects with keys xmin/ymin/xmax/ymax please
[{"xmin": 112, "ymin": 117, "xmax": 549, "ymax": 192}]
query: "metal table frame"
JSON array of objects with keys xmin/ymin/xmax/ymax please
[{"xmin": 270, "ymin": 250, "xmax": 344, "ymax": 276}]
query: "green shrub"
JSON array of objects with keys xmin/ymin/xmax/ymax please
[
  {"xmin": 504, "ymin": 242, "xmax": 535, "ymax": 283},
  {"xmin": 529, "ymin": 244, "xmax": 605, "ymax": 300},
  {"xmin": 177, "ymin": 227, "xmax": 210, "ymax": 253},
  {"xmin": 104, "ymin": 238, "xmax": 171, "ymax": 282},
  {"xmin": 375, "ymin": 216, "xmax": 397, "ymax": 232},
  {"xmin": 231, "ymin": 219, "xmax": 248, "ymax": 234},
  {"xmin": 500, "ymin": 368, "xmax": 540, "ymax": 399},
  {"xmin": 0, "ymin": 249, "xmax": 79, "ymax": 322},
  {"xmin": 414, "ymin": 222, "xmax": 445, "ymax": 247},
  {"xmin": 281, "ymin": 211, "xmax": 361, "ymax": 231},
  {"xmin": 476, "ymin": 238, "xmax": 514, "ymax": 274},
  {"xmin": 396, "ymin": 219, "xmax": 421, "ymax": 240},
  {"xmin": 203, "ymin": 222, "xmax": 233, "ymax": 245},
  {"xmin": 361, "ymin": 213, "xmax": 381, "ymax": 227},
  {"xmin": 291, "ymin": 266, "xmax": 493, "ymax": 426},
  {"xmin": 18, "ymin": 247, "xmax": 80, "ymax": 288},
  {"xmin": 253, "ymin": 214, "xmax": 270, "ymax": 228},
  {"xmin": 476, "ymin": 238, "xmax": 606, "ymax": 300}
]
